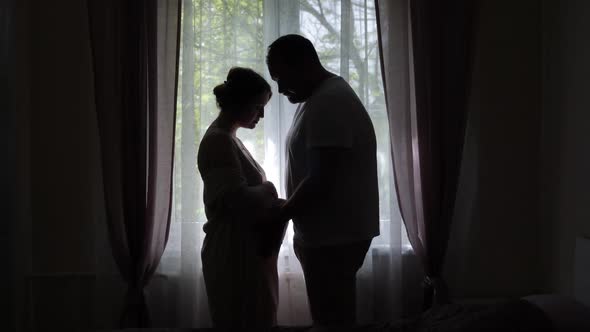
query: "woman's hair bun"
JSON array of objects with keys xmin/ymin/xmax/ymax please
[
  {"xmin": 213, "ymin": 67, "xmax": 271, "ymax": 113},
  {"xmin": 212, "ymin": 82, "xmax": 228, "ymax": 107}
]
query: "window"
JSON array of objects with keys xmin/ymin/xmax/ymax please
[{"xmin": 156, "ymin": 0, "xmax": 408, "ymax": 325}]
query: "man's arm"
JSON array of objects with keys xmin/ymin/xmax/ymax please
[{"xmin": 280, "ymin": 147, "xmax": 350, "ymax": 220}]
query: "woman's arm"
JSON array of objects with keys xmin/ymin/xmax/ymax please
[
  {"xmin": 230, "ymin": 181, "xmax": 280, "ymax": 224},
  {"xmin": 198, "ymin": 132, "xmax": 285, "ymax": 225}
]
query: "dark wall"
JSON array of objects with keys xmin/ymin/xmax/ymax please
[
  {"xmin": 2, "ymin": 0, "xmax": 17, "ymax": 329},
  {"xmin": 29, "ymin": 0, "xmax": 98, "ymax": 275},
  {"xmin": 14, "ymin": 0, "xmax": 102, "ymax": 330},
  {"xmin": 445, "ymin": 0, "xmax": 544, "ymax": 299},
  {"xmin": 541, "ymin": 0, "xmax": 590, "ymax": 295},
  {"xmin": 446, "ymin": 0, "xmax": 590, "ymax": 300}
]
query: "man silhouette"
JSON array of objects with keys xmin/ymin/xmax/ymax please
[{"xmin": 267, "ymin": 34, "xmax": 379, "ymax": 327}]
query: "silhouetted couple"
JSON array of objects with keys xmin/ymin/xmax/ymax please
[{"xmin": 197, "ymin": 34, "xmax": 379, "ymax": 330}]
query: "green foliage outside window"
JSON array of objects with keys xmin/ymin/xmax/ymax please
[{"xmin": 173, "ymin": 0, "xmax": 391, "ymax": 231}]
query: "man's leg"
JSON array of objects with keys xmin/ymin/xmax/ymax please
[{"xmin": 294, "ymin": 240, "xmax": 371, "ymax": 326}]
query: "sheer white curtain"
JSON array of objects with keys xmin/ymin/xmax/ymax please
[{"xmin": 148, "ymin": 0, "xmax": 416, "ymax": 327}]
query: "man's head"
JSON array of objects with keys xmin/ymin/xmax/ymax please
[{"xmin": 266, "ymin": 34, "xmax": 323, "ymax": 103}]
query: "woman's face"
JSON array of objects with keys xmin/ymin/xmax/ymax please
[{"xmin": 236, "ymin": 91, "xmax": 271, "ymax": 129}]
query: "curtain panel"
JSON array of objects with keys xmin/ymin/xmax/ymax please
[
  {"xmin": 375, "ymin": 0, "xmax": 477, "ymax": 309},
  {"xmin": 87, "ymin": 0, "xmax": 181, "ymax": 327}
]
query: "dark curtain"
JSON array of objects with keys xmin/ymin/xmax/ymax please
[
  {"xmin": 376, "ymin": 0, "xmax": 477, "ymax": 309},
  {"xmin": 87, "ymin": 0, "xmax": 181, "ymax": 327}
]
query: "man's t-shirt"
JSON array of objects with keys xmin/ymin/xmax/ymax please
[{"xmin": 285, "ymin": 76, "xmax": 380, "ymax": 247}]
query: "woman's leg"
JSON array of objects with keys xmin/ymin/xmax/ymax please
[{"xmin": 253, "ymin": 254, "xmax": 279, "ymax": 327}]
